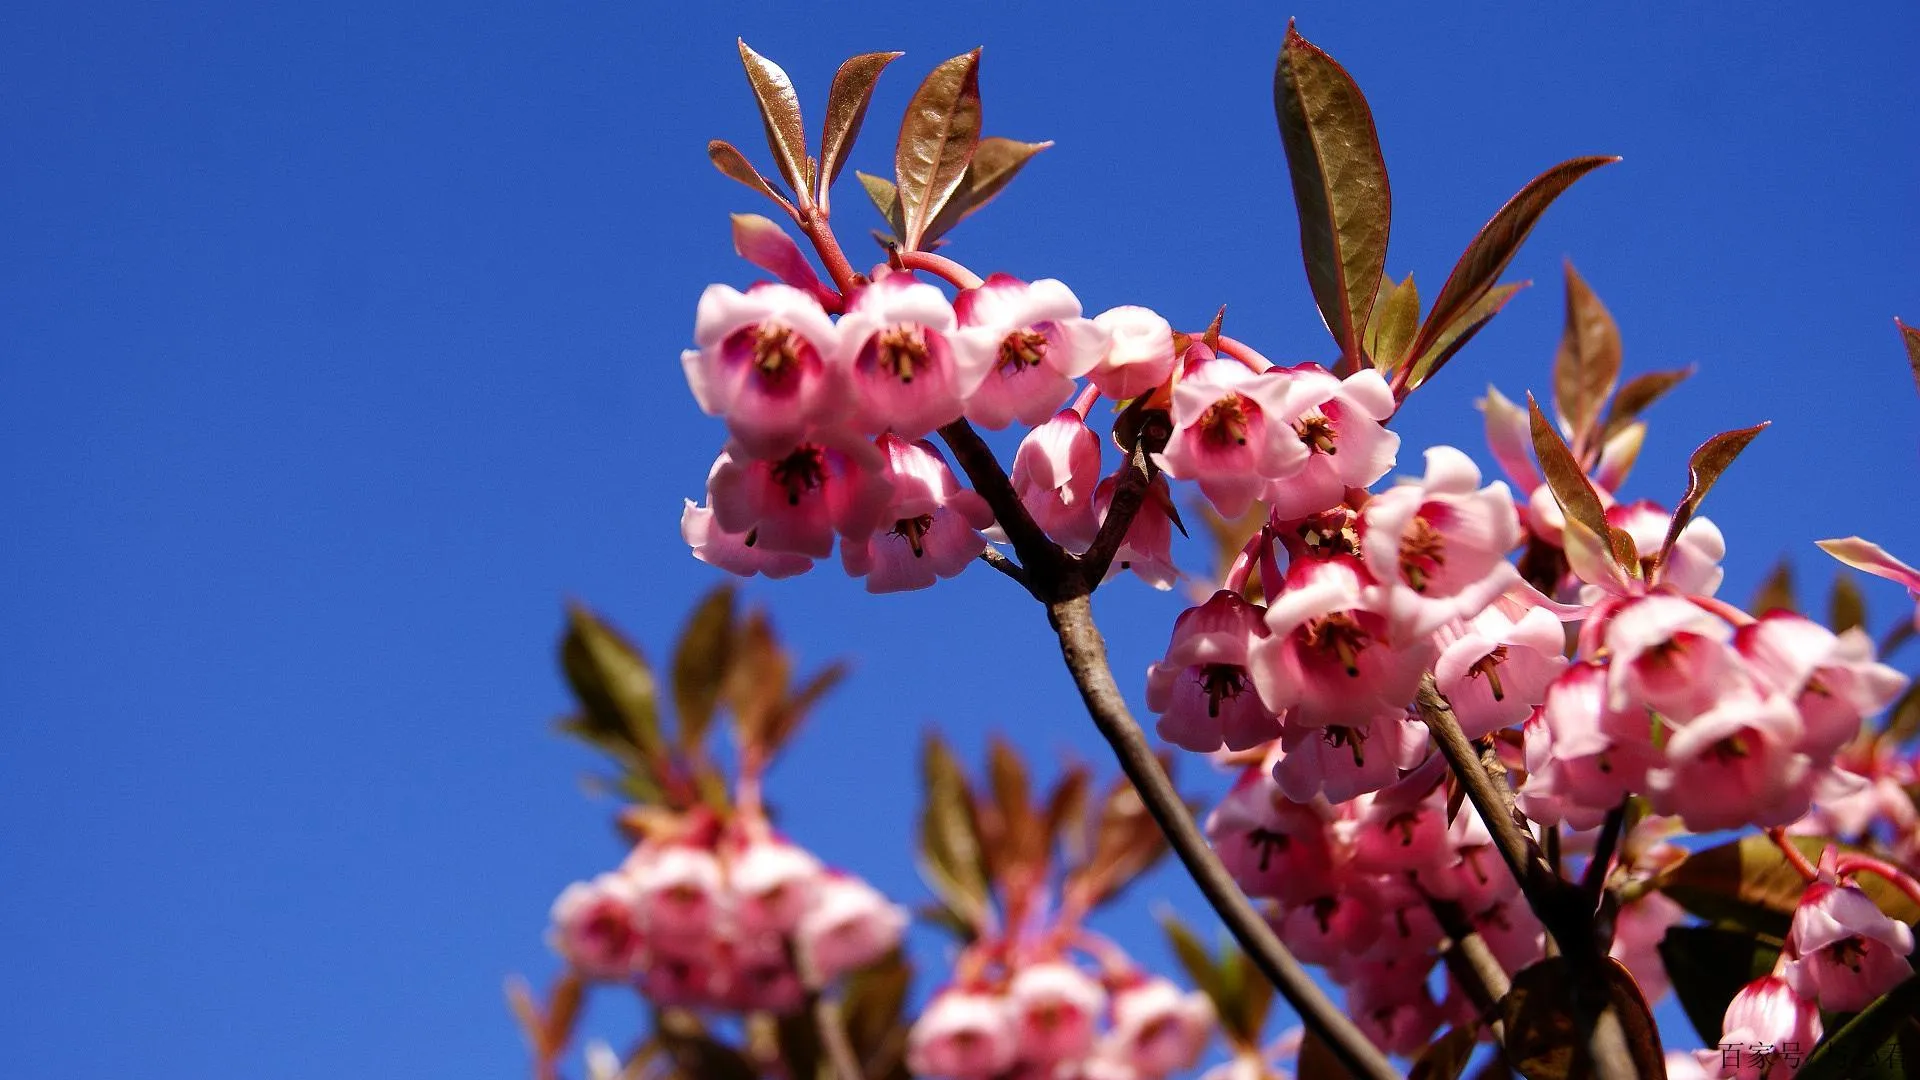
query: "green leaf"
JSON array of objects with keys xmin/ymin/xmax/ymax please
[
  {"xmin": 894, "ymin": 49, "xmax": 982, "ymax": 251},
  {"xmin": 1899, "ymin": 317, "xmax": 1920, "ymax": 396},
  {"xmin": 1161, "ymin": 915, "xmax": 1230, "ymax": 1018},
  {"xmin": 1363, "ymin": 272, "xmax": 1420, "ymax": 373},
  {"xmin": 1218, "ymin": 940, "xmax": 1274, "ymax": 1048},
  {"xmin": 923, "ymin": 136, "xmax": 1051, "ymax": 244},
  {"xmin": 1405, "ymin": 280, "xmax": 1525, "ymax": 391},
  {"xmin": 560, "ymin": 604, "xmax": 668, "ymax": 768},
  {"xmin": 917, "ymin": 733, "xmax": 991, "ymax": 927},
  {"xmin": 1750, "ymin": 559, "xmax": 1798, "ymax": 616},
  {"xmin": 671, "ymin": 586, "xmax": 736, "ymax": 752},
  {"xmin": 1657, "ymin": 423, "xmax": 1769, "ymax": 569},
  {"xmin": 1830, "ymin": 572, "xmax": 1868, "ymax": 634},
  {"xmin": 1412, "ymin": 156, "xmax": 1617, "ymax": 363},
  {"xmin": 1273, "ymin": 23, "xmax": 1391, "ymax": 367},
  {"xmin": 817, "ymin": 51, "xmax": 903, "ymax": 205},
  {"xmin": 1551, "ymin": 262, "xmax": 1621, "ymax": 452},
  {"xmin": 1658, "ymin": 925, "xmax": 1781, "ymax": 1045},
  {"xmin": 1798, "ymin": 976, "xmax": 1920, "ymax": 1080},
  {"xmin": 842, "ymin": 950, "xmax": 912, "ymax": 1065},
  {"xmin": 1600, "ymin": 367, "xmax": 1694, "ymax": 443},
  {"xmin": 1655, "ymin": 834, "xmax": 1920, "ymax": 938},
  {"xmin": 736, "ymin": 40, "xmax": 812, "ymax": 202},
  {"xmin": 857, "ymin": 171, "xmax": 906, "ymax": 246},
  {"xmin": 708, "ymin": 139, "xmax": 797, "ymax": 216}
]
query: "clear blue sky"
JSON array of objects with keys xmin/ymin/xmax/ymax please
[{"xmin": 3, "ymin": 2, "xmax": 1916, "ymax": 1077}]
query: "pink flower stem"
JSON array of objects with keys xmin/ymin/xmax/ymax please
[
  {"xmin": 1690, "ymin": 593, "xmax": 1758, "ymax": 627},
  {"xmin": 798, "ymin": 214, "xmax": 862, "ymax": 300},
  {"xmin": 1070, "ymin": 383, "xmax": 1102, "ymax": 419},
  {"xmin": 897, "ymin": 249, "xmax": 984, "ymax": 290},
  {"xmin": 1768, "ymin": 827, "xmax": 1821, "ymax": 882},
  {"xmin": 1224, "ymin": 527, "xmax": 1268, "ymax": 595},
  {"xmin": 1835, "ymin": 853, "xmax": 1920, "ymax": 907},
  {"xmin": 1215, "ymin": 335, "xmax": 1277, "ymax": 372}
]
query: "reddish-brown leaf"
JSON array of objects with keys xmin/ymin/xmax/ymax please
[
  {"xmin": 817, "ymin": 51, "xmax": 903, "ymax": 205},
  {"xmin": 671, "ymin": 585, "xmax": 736, "ymax": 752},
  {"xmin": 1274, "ymin": 24, "xmax": 1391, "ymax": 367},
  {"xmin": 708, "ymin": 140, "xmax": 797, "ymax": 217},
  {"xmin": 1551, "ymin": 261, "xmax": 1621, "ymax": 452},
  {"xmin": 736, "ymin": 40, "xmax": 811, "ymax": 202},
  {"xmin": 1657, "ymin": 423, "xmax": 1769, "ymax": 567},
  {"xmin": 1600, "ymin": 366, "xmax": 1694, "ymax": 442},
  {"xmin": 923, "ymin": 136, "xmax": 1051, "ymax": 244},
  {"xmin": 1749, "ymin": 559, "xmax": 1797, "ymax": 616},
  {"xmin": 1526, "ymin": 394, "xmax": 1628, "ymax": 568},
  {"xmin": 1405, "ymin": 280, "xmax": 1525, "ymax": 391},
  {"xmin": 918, "ymin": 733, "xmax": 991, "ymax": 927},
  {"xmin": 1900, "ymin": 317, "xmax": 1920, "ymax": 395},
  {"xmin": 895, "ymin": 49, "xmax": 983, "ymax": 251}
]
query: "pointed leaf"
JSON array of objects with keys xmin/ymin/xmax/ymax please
[
  {"xmin": 1886, "ymin": 681, "xmax": 1920, "ymax": 743},
  {"xmin": 671, "ymin": 585, "xmax": 736, "ymax": 751},
  {"xmin": 858, "ymin": 171, "xmax": 906, "ymax": 244},
  {"xmin": 1161, "ymin": 915, "xmax": 1230, "ymax": 1015},
  {"xmin": 818, "ymin": 51, "xmax": 903, "ymax": 203},
  {"xmin": 1498, "ymin": 957, "xmax": 1665, "ymax": 1080},
  {"xmin": 1750, "ymin": 559, "xmax": 1798, "ymax": 616},
  {"xmin": 1274, "ymin": 24, "xmax": 1390, "ymax": 365},
  {"xmin": 895, "ymin": 49, "xmax": 983, "ymax": 250},
  {"xmin": 1600, "ymin": 367, "xmax": 1694, "ymax": 442},
  {"xmin": 1413, "ymin": 156, "xmax": 1617, "ymax": 361},
  {"xmin": 918, "ymin": 733, "xmax": 990, "ymax": 926},
  {"xmin": 1527, "ymin": 394, "xmax": 1635, "ymax": 571},
  {"xmin": 1044, "ymin": 764, "xmax": 1093, "ymax": 871},
  {"xmin": 1831, "ymin": 572, "xmax": 1868, "ymax": 634},
  {"xmin": 842, "ymin": 950, "xmax": 913, "ymax": 1064},
  {"xmin": 737, "ymin": 40, "xmax": 811, "ymax": 202},
  {"xmin": 1818, "ymin": 537, "xmax": 1920, "ymax": 590},
  {"xmin": 731, "ymin": 214, "xmax": 825, "ymax": 294},
  {"xmin": 1364, "ymin": 272, "xmax": 1420, "ymax": 373},
  {"xmin": 1217, "ymin": 941, "xmax": 1274, "ymax": 1048},
  {"xmin": 1405, "ymin": 280, "xmax": 1525, "ymax": 390},
  {"xmin": 1798, "ymin": 975, "xmax": 1920, "ymax": 1080},
  {"xmin": 561, "ymin": 604, "xmax": 668, "ymax": 767},
  {"xmin": 923, "ymin": 137, "xmax": 1052, "ymax": 244},
  {"xmin": 1655, "ymin": 833, "xmax": 1920, "ymax": 937},
  {"xmin": 1551, "ymin": 262, "xmax": 1621, "ymax": 450},
  {"xmin": 724, "ymin": 610, "xmax": 790, "ymax": 753},
  {"xmin": 505, "ymin": 976, "xmax": 544, "ymax": 1051},
  {"xmin": 709, "ymin": 140, "xmax": 797, "ymax": 216},
  {"xmin": 1081, "ymin": 771, "xmax": 1173, "ymax": 906},
  {"xmin": 987, "ymin": 736, "xmax": 1040, "ymax": 876},
  {"xmin": 1658, "ymin": 423, "xmax": 1768, "ymax": 567},
  {"xmin": 1900, "ymin": 317, "xmax": 1920, "ymax": 396}
]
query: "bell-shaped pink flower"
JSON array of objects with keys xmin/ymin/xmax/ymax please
[
  {"xmin": 1784, "ymin": 877, "xmax": 1915, "ymax": 1012},
  {"xmin": 907, "ymin": 990, "xmax": 1018, "ymax": 1079},
  {"xmin": 1249, "ymin": 556, "xmax": 1435, "ymax": 729},
  {"xmin": 681, "ymin": 499, "xmax": 814, "ymax": 579},
  {"xmin": 795, "ymin": 873, "xmax": 909, "ymax": 984},
  {"xmin": 1473, "ymin": 900, "xmax": 1548, "ymax": 974},
  {"xmin": 1264, "ymin": 365, "xmax": 1400, "ymax": 521},
  {"xmin": 1349, "ymin": 788, "xmax": 1455, "ymax": 876},
  {"xmin": 1205, "ymin": 766, "xmax": 1338, "ymax": 904},
  {"xmin": 1267, "ymin": 713, "xmax": 1428, "ymax": 804},
  {"xmin": 728, "ymin": 836, "xmax": 824, "ymax": 935},
  {"xmin": 1009, "ymin": 410, "xmax": 1102, "ymax": 551},
  {"xmin": 1156, "ymin": 352, "xmax": 1309, "ymax": 517},
  {"xmin": 682, "ymin": 282, "xmax": 847, "ymax": 458},
  {"xmin": 630, "ymin": 843, "xmax": 727, "ymax": 937},
  {"xmin": 1516, "ymin": 665, "xmax": 1663, "ymax": 829},
  {"xmin": 640, "ymin": 944, "xmax": 729, "ymax": 1010},
  {"xmin": 705, "ymin": 436, "xmax": 891, "ymax": 559},
  {"xmin": 1103, "ymin": 978, "xmax": 1215, "ymax": 1080},
  {"xmin": 1359, "ymin": 446, "xmax": 1523, "ymax": 639},
  {"xmin": 1646, "ymin": 677, "xmax": 1810, "ymax": 832},
  {"xmin": 1006, "ymin": 961, "xmax": 1106, "ymax": 1064},
  {"xmin": 953, "ymin": 275, "xmax": 1108, "ymax": 429},
  {"xmin": 723, "ymin": 933, "xmax": 807, "ymax": 1014},
  {"xmin": 1697, "ymin": 976, "xmax": 1821, "ymax": 1080},
  {"xmin": 1088, "ymin": 305, "xmax": 1177, "ymax": 399},
  {"xmin": 1609, "ymin": 501, "xmax": 1725, "ymax": 596},
  {"xmin": 1094, "ymin": 472, "xmax": 1180, "ymax": 590},
  {"xmin": 841, "ymin": 435, "xmax": 994, "ymax": 593},
  {"xmin": 838, "ymin": 275, "xmax": 992, "ymax": 438},
  {"xmin": 1609, "ymin": 891, "xmax": 1688, "ymax": 1004},
  {"xmin": 1433, "ymin": 601, "xmax": 1570, "ymax": 738},
  {"xmin": 1601, "ymin": 594, "xmax": 1741, "ymax": 723},
  {"xmin": 548, "ymin": 872, "xmax": 646, "ymax": 979},
  {"xmin": 1737, "ymin": 613, "xmax": 1909, "ymax": 762},
  {"xmin": 1147, "ymin": 590, "xmax": 1279, "ymax": 752},
  {"xmin": 1341, "ymin": 958, "xmax": 1443, "ymax": 1057}
]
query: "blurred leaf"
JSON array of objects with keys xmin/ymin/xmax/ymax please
[
  {"xmin": 545, "ymin": 972, "xmax": 585, "ymax": 1062},
  {"xmin": 843, "ymin": 950, "xmax": 913, "ymax": 1064},
  {"xmin": 895, "ymin": 49, "xmax": 982, "ymax": 250},
  {"xmin": 1161, "ymin": 915, "xmax": 1230, "ymax": 1013},
  {"xmin": 1899, "ymin": 318, "xmax": 1920, "ymax": 395},
  {"xmin": 1217, "ymin": 937, "xmax": 1275, "ymax": 1048},
  {"xmin": 1551, "ymin": 262, "xmax": 1621, "ymax": 451},
  {"xmin": 923, "ymin": 136, "xmax": 1052, "ymax": 245},
  {"xmin": 708, "ymin": 139, "xmax": 797, "ymax": 216},
  {"xmin": 1798, "ymin": 975, "xmax": 1920, "ymax": 1080},
  {"xmin": 672, "ymin": 585, "xmax": 736, "ymax": 752},
  {"xmin": 658, "ymin": 1017, "xmax": 759, "ymax": 1080},
  {"xmin": 1410, "ymin": 1024, "xmax": 1479, "ymax": 1080},
  {"xmin": 505, "ymin": 975, "xmax": 544, "ymax": 1052},
  {"xmin": 766, "ymin": 660, "xmax": 849, "ymax": 758},
  {"xmin": 774, "ymin": 1001, "xmax": 825, "ymax": 1080},
  {"xmin": 1043, "ymin": 764, "xmax": 1093, "ymax": 872},
  {"xmin": 1082, "ymin": 770, "xmax": 1174, "ymax": 907},
  {"xmin": 1412, "ymin": 156, "xmax": 1617, "ymax": 363},
  {"xmin": 736, "ymin": 40, "xmax": 811, "ymax": 200},
  {"xmin": 1655, "ymin": 833, "xmax": 1920, "ymax": 937},
  {"xmin": 918, "ymin": 733, "xmax": 991, "ymax": 927},
  {"xmin": 1498, "ymin": 957, "xmax": 1663, "ymax": 1080},
  {"xmin": 731, "ymin": 213, "xmax": 825, "ymax": 293},
  {"xmin": 818, "ymin": 51, "xmax": 903, "ymax": 200},
  {"xmin": 857, "ymin": 171, "xmax": 907, "ymax": 245},
  {"xmin": 1527, "ymin": 394, "xmax": 1636, "ymax": 572},
  {"xmin": 1659, "ymin": 925, "xmax": 1781, "ymax": 1046},
  {"xmin": 986, "ymin": 736, "xmax": 1041, "ymax": 878},
  {"xmin": 1658, "ymin": 423, "xmax": 1769, "ymax": 567},
  {"xmin": 1886, "ymin": 681, "xmax": 1920, "ymax": 743},
  {"xmin": 1297, "ymin": 1028, "xmax": 1358, "ymax": 1079},
  {"xmin": 1405, "ymin": 280, "xmax": 1525, "ymax": 391},
  {"xmin": 1600, "ymin": 367, "xmax": 1693, "ymax": 443},
  {"xmin": 1273, "ymin": 24, "xmax": 1390, "ymax": 366},
  {"xmin": 1750, "ymin": 559, "xmax": 1797, "ymax": 616},
  {"xmin": 724, "ymin": 610, "xmax": 790, "ymax": 754},
  {"xmin": 561, "ymin": 604, "xmax": 669, "ymax": 769},
  {"xmin": 1830, "ymin": 573, "xmax": 1868, "ymax": 634},
  {"xmin": 1364, "ymin": 271, "xmax": 1419, "ymax": 373}
]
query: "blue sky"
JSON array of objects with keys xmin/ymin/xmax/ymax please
[{"xmin": 3, "ymin": 2, "xmax": 1916, "ymax": 1077}]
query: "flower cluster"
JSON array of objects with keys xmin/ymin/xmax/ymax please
[{"xmin": 550, "ymin": 821, "xmax": 906, "ymax": 1013}]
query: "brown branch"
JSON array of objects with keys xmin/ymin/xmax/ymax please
[
  {"xmin": 1430, "ymin": 898, "xmax": 1511, "ymax": 1042},
  {"xmin": 1079, "ymin": 409, "xmax": 1171, "ymax": 584},
  {"xmin": 1048, "ymin": 594, "xmax": 1400, "ymax": 1080},
  {"xmin": 938, "ymin": 418, "xmax": 1074, "ymax": 596},
  {"xmin": 977, "ymin": 548, "xmax": 1028, "ymax": 587}
]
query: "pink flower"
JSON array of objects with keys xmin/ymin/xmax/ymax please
[
  {"xmin": 681, "ymin": 498, "xmax": 814, "ymax": 579},
  {"xmin": 1094, "ymin": 472, "xmax": 1180, "ymax": 590},
  {"xmin": 907, "ymin": 990, "xmax": 1018, "ymax": 1079},
  {"xmin": 1088, "ymin": 306, "xmax": 1177, "ymax": 399},
  {"xmin": 1273, "ymin": 879, "xmax": 1385, "ymax": 965},
  {"xmin": 953, "ymin": 275, "xmax": 1108, "ymax": 429},
  {"xmin": 1156, "ymin": 351, "xmax": 1308, "ymax": 517},
  {"xmin": 1341, "ymin": 958, "xmax": 1443, "ymax": 1056},
  {"xmin": 1737, "ymin": 612, "xmax": 1909, "ymax": 762},
  {"xmin": 841, "ymin": 435, "xmax": 994, "ymax": 593},
  {"xmin": 705, "ymin": 437, "xmax": 891, "ymax": 559},
  {"xmin": 682, "ymin": 283, "xmax": 847, "ymax": 458},
  {"xmin": 1515, "ymin": 665, "xmax": 1662, "ymax": 830},
  {"xmin": 1264, "ymin": 365, "xmax": 1400, "ymax": 521},
  {"xmin": 1103, "ymin": 978, "xmax": 1215, "ymax": 1080},
  {"xmin": 1479, "ymin": 385, "xmax": 1541, "ymax": 499},
  {"xmin": 1432, "ymin": 600, "xmax": 1569, "ymax": 738},
  {"xmin": 1006, "ymin": 961, "xmax": 1106, "ymax": 1064},
  {"xmin": 728, "ymin": 836, "xmax": 823, "ymax": 935},
  {"xmin": 1009, "ymin": 410, "xmax": 1102, "ymax": 551},
  {"xmin": 1609, "ymin": 891, "xmax": 1688, "ymax": 1003},
  {"xmin": 1267, "ymin": 713, "xmax": 1428, "ymax": 804},
  {"xmin": 838, "ymin": 274, "xmax": 992, "ymax": 438},
  {"xmin": 1609, "ymin": 501, "xmax": 1725, "ymax": 596},
  {"xmin": 630, "ymin": 844, "xmax": 726, "ymax": 937},
  {"xmin": 1147, "ymin": 590, "xmax": 1279, "ymax": 753},
  {"xmin": 1205, "ymin": 766, "xmax": 1338, "ymax": 904},
  {"xmin": 1697, "ymin": 976, "xmax": 1821, "ymax": 1080},
  {"xmin": 795, "ymin": 873, "xmax": 909, "ymax": 984},
  {"xmin": 549, "ymin": 873, "xmax": 646, "ymax": 979},
  {"xmin": 639, "ymin": 946, "xmax": 729, "ymax": 1009},
  {"xmin": 1646, "ymin": 676, "xmax": 1811, "ymax": 832},
  {"xmin": 723, "ymin": 933, "xmax": 807, "ymax": 1014},
  {"xmin": 1472, "ymin": 899, "xmax": 1546, "ymax": 974},
  {"xmin": 1600, "ymin": 594, "xmax": 1741, "ymax": 723},
  {"xmin": 1249, "ymin": 556, "xmax": 1435, "ymax": 730},
  {"xmin": 1783, "ymin": 877, "xmax": 1915, "ymax": 1012},
  {"xmin": 1819, "ymin": 536, "xmax": 1920, "ymax": 630},
  {"xmin": 1359, "ymin": 446, "xmax": 1523, "ymax": 639}
]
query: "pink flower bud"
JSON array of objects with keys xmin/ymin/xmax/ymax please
[
  {"xmin": 907, "ymin": 990, "xmax": 1018, "ymax": 1079},
  {"xmin": 1087, "ymin": 306, "xmax": 1176, "ymax": 399},
  {"xmin": 548, "ymin": 872, "xmax": 645, "ymax": 980},
  {"xmin": 1006, "ymin": 961, "xmax": 1106, "ymax": 1064},
  {"xmin": 1093, "ymin": 472, "xmax": 1180, "ymax": 590},
  {"xmin": 1784, "ymin": 878, "xmax": 1915, "ymax": 1012},
  {"xmin": 796, "ymin": 874, "xmax": 908, "ymax": 984}
]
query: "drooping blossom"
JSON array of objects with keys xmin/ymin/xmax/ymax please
[
  {"xmin": 1736, "ymin": 612, "xmax": 1909, "ymax": 762},
  {"xmin": 1644, "ymin": 674, "xmax": 1811, "ymax": 832},
  {"xmin": 1696, "ymin": 976, "xmax": 1821, "ymax": 1080},
  {"xmin": 841, "ymin": 435, "xmax": 994, "ymax": 593},
  {"xmin": 1087, "ymin": 305, "xmax": 1177, "ymax": 399},
  {"xmin": 1432, "ymin": 598, "xmax": 1569, "ymax": 738},
  {"xmin": 729, "ymin": 835, "xmax": 823, "ymax": 935},
  {"xmin": 1608, "ymin": 500, "xmax": 1726, "ymax": 596},
  {"xmin": 907, "ymin": 990, "xmax": 1019, "ymax": 1079},
  {"xmin": 1006, "ymin": 961, "xmax": 1107, "ymax": 1064},
  {"xmin": 704, "ymin": 437, "xmax": 891, "ymax": 559},
  {"xmin": 629, "ymin": 843, "xmax": 727, "ymax": 936},
  {"xmin": 1264, "ymin": 365, "xmax": 1400, "ymax": 521},
  {"xmin": 795, "ymin": 872, "xmax": 910, "ymax": 983},
  {"xmin": 1100, "ymin": 978, "xmax": 1215, "ymax": 1080},
  {"xmin": 725, "ymin": 933, "xmax": 806, "ymax": 1013},
  {"xmin": 681, "ymin": 498, "xmax": 814, "ymax": 579},
  {"xmin": 1272, "ymin": 879, "xmax": 1385, "ymax": 966},
  {"xmin": 1609, "ymin": 891, "xmax": 1688, "ymax": 1004},
  {"xmin": 1782, "ymin": 874, "xmax": 1915, "ymax": 1012},
  {"xmin": 1205, "ymin": 766, "xmax": 1338, "ymax": 904},
  {"xmin": 1009, "ymin": 410, "xmax": 1102, "ymax": 550},
  {"xmin": 1094, "ymin": 472, "xmax": 1180, "ymax": 590},
  {"xmin": 549, "ymin": 872, "xmax": 646, "ymax": 979},
  {"xmin": 1266, "ymin": 713, "xmax": 1429, "ymax": 804},
  {"xmin": 1339, "ymin": 957, "xmax": 1443, "ymax": 1056},
  {"xmin": 1147, "ymin": 590, "xmax": 1279, "ymax": 752},
  {"xmin": 682, "ymin": 282, "xmax": 847, "ymax": 457},
  {"xmin": 1248, "ymin": 556, "xmax": 1435, "ymax": 730},
  {"xmin": 1516, "ymin": 664, "xmax": 1662, "ymax": 831},
  {"xmin": 837, "ymin": 274, "xmax": 993, "ymax": 438},
  {"xmin": 1156, "ymin": 349, "xmax": 1308, "ymax": 517},
  {"xmin": 1359, "ymin": 445, "xmax": 1523, "ymax": 639},
  {"xmin": 954, "ymin": 274, "xmax": 1109, "ymax": 429}
]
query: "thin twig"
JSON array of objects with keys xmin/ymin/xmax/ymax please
[
  {"xmin": 1582, "ymin": 802, "xmax": 1629, "ymax": 902},
  {"xmin": 1429, "ymin": 897, "xmax": 1511, "ymax": 1043},
  {"xmin": 978, "ymin": 548, "xmax": 1028, "ymax": 587},
  {"xmin": 813, "ymin": 995, "xmax": 864, "ymax": 1080},
  {"xmin": 1079, "ymin": 410, "xmax": 1171, "ymax": 584},
  {"xmin": 1047, "ymin": 594, "xmax": 1400, "ymax": 1080},
  {"xmin": 938, "ymin": 418, "xmax": 1072, "ymax": 594}
]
